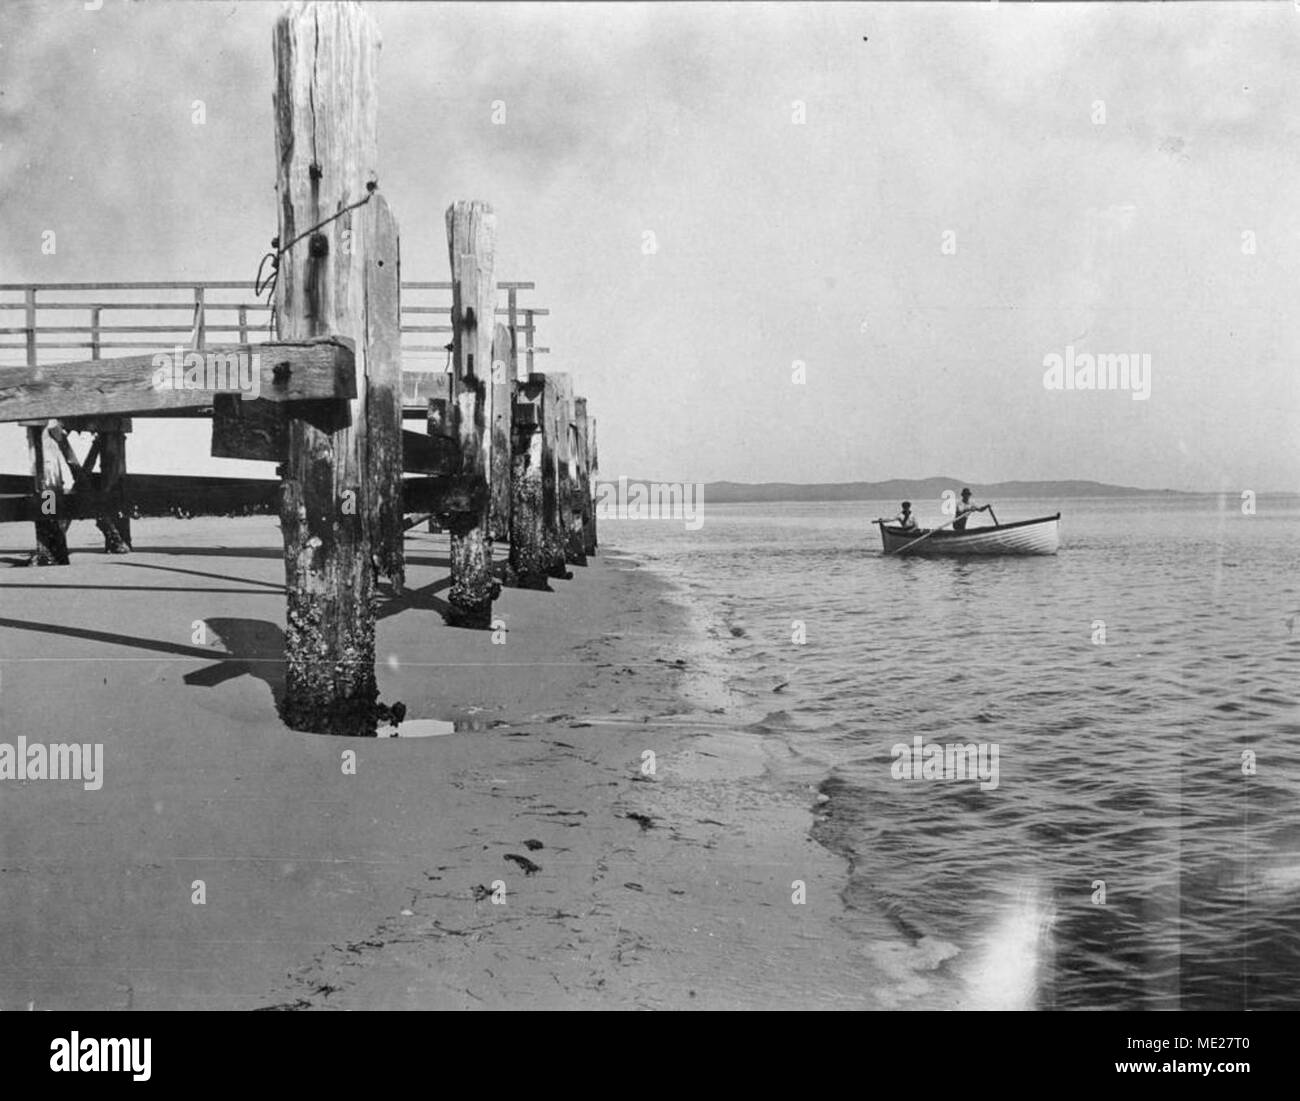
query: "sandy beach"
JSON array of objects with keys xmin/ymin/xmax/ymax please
[{"xmin": 0, "ymin": 516, "xmax": 957, "ymax": 1011}]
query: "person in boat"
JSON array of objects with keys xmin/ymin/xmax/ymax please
[
  {"xmin": 953, "ymin": 487, "xmax": 991, "ymax": 531},
  {"xmin": 889, "ymin": 501, "xmax": 919, "ymax": 531}
]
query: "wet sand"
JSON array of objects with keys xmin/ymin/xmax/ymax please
[{"xmin": 0, "ymin": 517, "xmax": 952, "ymax": 1010}]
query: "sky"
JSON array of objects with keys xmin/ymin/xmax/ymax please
[{"xmin": 1, "ymin": 0, "xmax": 1297, "ymax": 492}]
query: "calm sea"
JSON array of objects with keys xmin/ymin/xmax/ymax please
[{"xmin": 599, "ymin": 494, "xmax": 1300, "ymax": 1010}]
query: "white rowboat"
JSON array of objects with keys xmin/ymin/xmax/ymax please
[{"xmin": 878, "ymin": 513, "xmax": 1061, "ymax": 556}]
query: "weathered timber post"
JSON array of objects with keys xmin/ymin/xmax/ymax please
[
  {"xmin": 26, "ymin": 423, "xmax": 67, "ymax": 565},
  {"xmin": 552, "ymin": 373, "xmax": 586, "ymax": 567},
  {"xmin": 96, "ymin": 419, "xmax": 132, "ymax": 552},
  {"xmin": 83, "ymin": 317, "xmax": 130, "ymax": 552},
  {"xmin": 507, "ymin": 288, "xmax": 520, "ymax": 380},
  {"xmin": 22, "ymin": 288, "xmax": 67, "ymax": 564},
  {"xmin": 274, "ymin": 1, "xmax": 382, "ymax": 735},
  {"xmin": 362, "ymin": 193, "xmax": 404, "ymax": 589},
  {"xmin": 426, "ymin": 353, "xmax": 444, "ymax": 532},
  {"xmin": 488, "ymin": 321, "xmax": 513, "ymax": 543},
  {"xmin": 541, "ymin": 374, "xmax": 570, "ymax": 578},
  {"xmin": 587, "ymin": 415, "xmax": 598, "ymax": 551},
  {"xmin": 574, "ymin": 398, "xmax": 596, "ymax": 558},
  {"xmin": 507, "ymin": 373, "xmax": 549, "ymax": 589},
  {"xmin": 444, "ymin": 200, "xmax": 500, "ymax": 628}
]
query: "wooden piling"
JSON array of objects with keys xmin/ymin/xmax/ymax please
[
  {"xmin": 273, "ymin": 1, "xmax": 382, "ymax": 736},
  {"xmin": 96, "ymin": 421, "xmax": 132, "ymax": 553},
  {"xmin": 574, "ymin": 398, "xmax": 596, "ymax": 558},
  {"xmin": 362, "ymin": 193, "xmax": 404, "ymax": 590},
  {"xmin": 26, "ymin": 423, "xmax": 68, "ymax": 565},
  {"xmin": 507, "ymin": 373, "xmax": 549, "ymax": 589},
  {"xmin": 488, "ymin": 321, "xmax": 512, "ymax": 543},
  {"xmin": 587, "ymin": 415, "xmax": 599, "ymax": 551},
  {"xmin": 23, "ymin": 289, "xmax": 64, "ymax": 564},
  {"xmin": 444, "ymin": 200, "xmax": 499, "ymax": 628},
  {"xmin": 552, "ymin": 373, "xmax": 586, "ymax": 567},
  {"xmin": 541, "ymin": 374, "xmax": 570, "ymax": 579}
]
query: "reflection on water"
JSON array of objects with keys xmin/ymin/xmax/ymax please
[
  {"xmin": 376, "ymin": 718, "xmax": 509, "ymax": 739},
  {"xmin": 961, "ymin": 879, "xmax": 1056, "ymax": 1010},
  {"xmin": 601, "ymin": 494, "xmax": 1300, "ymax": 1009}
]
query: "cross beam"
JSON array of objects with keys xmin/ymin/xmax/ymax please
[{"xmin": 0, "ymin": 338, "xmax": 355, "ymax": 423}]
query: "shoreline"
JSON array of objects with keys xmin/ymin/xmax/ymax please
[{"xmin": 0, "ymin": 517, "xmax": 950, "ymax": 1009}]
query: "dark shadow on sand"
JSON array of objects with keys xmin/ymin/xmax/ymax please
[
  {"xmin": 0, "ymin": 583, "xmax": 279, "ymax": 595},
  {"xmin": 0, "ymin": 614, "xmax": 287, "ymax": 712},
  {"xmin": 111, "ymin": 560, "xmax": 285, "ymax": 590},
  {"xmin": 186, "ymin": 618, "xmax": 287, "ymax": 709}
]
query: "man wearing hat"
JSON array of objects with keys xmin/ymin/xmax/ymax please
[
  {"xmin": 889, "ymin": 501, "xmax": 919, "ymax": 532},
  {"xmin": 953, "ymin": 487, "xmax": 990, "ymax": 531}
]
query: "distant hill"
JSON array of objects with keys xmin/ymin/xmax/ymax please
[{"xmin": 598, "ymin": 478, "xmax": 1195, "ymax": 504}]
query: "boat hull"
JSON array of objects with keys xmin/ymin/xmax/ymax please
[{"xmin": 879, "ymin": 514, "xmax": 1061, "ymax": 557}]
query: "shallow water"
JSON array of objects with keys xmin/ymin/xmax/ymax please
[
  {"xmin": 601, "ymin": 494, "xmax": 1300, "ymax": 1010},
  {"xmin": 378, "ymin": 718, "xmax": 510, "ymax": 738}
]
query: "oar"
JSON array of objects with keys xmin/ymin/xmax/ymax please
[
  {"xmin": 884, "ymin": 513, "xmax": 965, "ymax": 556},
  {"xmin": 987, "ymin": 505, "xmax": 1000, "ymax": 527}
]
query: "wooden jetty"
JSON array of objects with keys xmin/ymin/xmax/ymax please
[{"xmin": 0, "ymin": 1, "xmax": 599, "ymax": 736}]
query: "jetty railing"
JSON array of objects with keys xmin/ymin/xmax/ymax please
[{"xmin": 0, "ymin": 280, "xmax": 551, "ymax": 382}]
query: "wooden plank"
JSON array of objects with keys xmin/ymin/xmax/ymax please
[
  {"xmin": 0, "ymin": 281, "xmax": 260, "ymax": 291},
  {"xmin": 0, "ymin": 301, "xmax": 273, "ymax": 312},
  {"xmin": 0, "ymin": 280, "xmax": 535, "ymax": 291},
  {"xmin": 444, "ymin": 199, "xmax": 499, "ymax": 629},
  {"xmin": 401, "ymin": 281, "xmax": 535, "ymax": 291},
  {"xmin": 363, "ymin": 192, "xmax": 404, "ymax": 589},
  {"xmin": 0, "ymin": 339, "xmax": 356, "ymax": 423},
  {"xmin": 273, "ymin": 0, "xmax": 381, "ymax": 736},
  {"xmin": 506, "ymin": 373, "xmax": 550, "ymax": 589},
  {"xmin": 61, "ymin": 416, "xmax": 132, "ymax": 434},
  {"xmin": 488, "ymin": 321, "xmax": 512, "ymax": 542},
  {"xmin": 0, "ymin": 474, "xmax": 277, "ymax": 523}
]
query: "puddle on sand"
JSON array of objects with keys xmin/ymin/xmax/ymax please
[{"xmin": 377, "ymin": 719, "xmax": 510, "ymax": 739}]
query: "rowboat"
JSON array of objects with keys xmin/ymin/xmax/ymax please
[{"xmin": 878, "ymin": 513, "xmax": 1061, "ymax": 557}]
